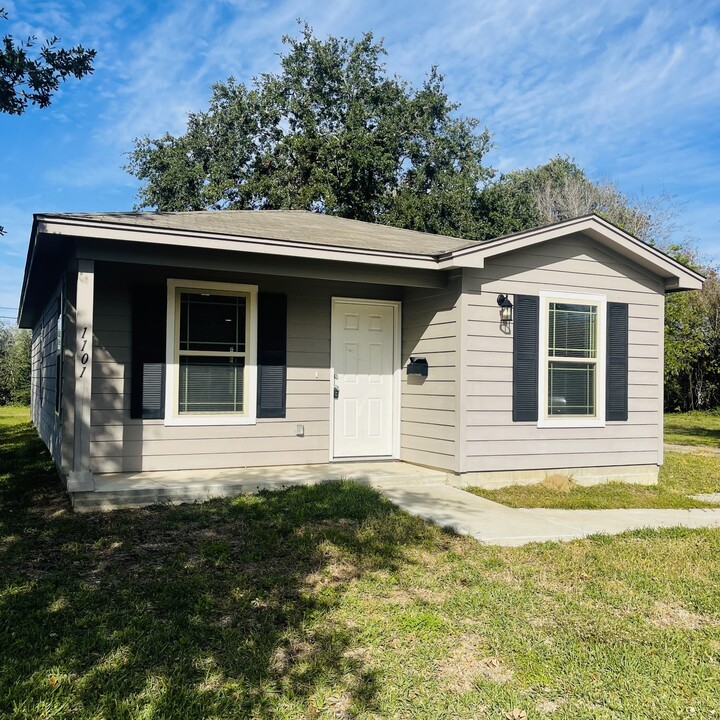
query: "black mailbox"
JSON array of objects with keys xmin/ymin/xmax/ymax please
[{"xmin": 407, "ymin": 357, "xmax": 428, "ymax": 377}]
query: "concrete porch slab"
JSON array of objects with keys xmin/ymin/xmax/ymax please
[{"xmin": 73, "ymin": 461, "xmax": 449, "ymax": 511}]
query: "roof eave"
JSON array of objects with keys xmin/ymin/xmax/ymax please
[
  {"xmin": 34, "ymin": 215, "xmax": 441, "ymax": 271},
  {"xmin": 17, "ymin": 216, "xmax": 40, "ymax": 327}
]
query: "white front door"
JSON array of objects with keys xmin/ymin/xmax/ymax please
[{"xmin": 331, "ymin": 299, "xmax": 398, "ymax": 458}]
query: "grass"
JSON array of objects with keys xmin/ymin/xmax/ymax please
[
  {"xmin": 664, "ymin": 410, "xmax": 720, "ymax": 447},
  {"xmin": 469, "ymin": 412, "xmax": 720, "ymax": 510},
  {"xmin": 467, "ymin": 453, "xmax": 720, "ymax": 509},
  {"xmin": 2, "ymin": 407, "xmax": 720, "ymax": 718}
]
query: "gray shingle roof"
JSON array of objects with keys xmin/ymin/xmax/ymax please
[{"xmin": 43, "ymin": 209, "xmax": 476, "ymax": 256}]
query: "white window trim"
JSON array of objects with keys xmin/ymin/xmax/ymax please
[
  {"xmin": 537, "ymin": 291, "xmax": 606, "ymax": 429},
  {"xmin": 164, "ymin": 279, "xmax": 258, "ymax": 426}
]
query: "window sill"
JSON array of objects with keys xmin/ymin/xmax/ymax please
[
  {"xmin": 537, "ymin": 417, "xmax": 606, "ymax": 429},
  {"xmin": 164, "ymin": 415, "xmax": 257, "ymax": 427}
]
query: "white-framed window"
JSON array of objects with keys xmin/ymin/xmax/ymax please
[
  {"xmin": 537, "ymin": 291, "xmax": 606, "ymax": 428},
  {"xmin": 164, "ymin": 279, "xmax": 258, "ymax": 426}
]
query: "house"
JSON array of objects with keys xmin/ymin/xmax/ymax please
[{"xmin": 17, "ymin": 211, "xmax": 703, "ymax": 507}]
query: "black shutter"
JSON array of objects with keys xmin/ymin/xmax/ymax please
[
  {"xmin": 257, "ymin": 293, "xmax": 287, "ymax": 418},
  {"xmin": 606, "ymin": 302, "xmax": 628, "ymax": 421},
  {"xmin": 513, "ymin": 295, "xmax": 539, "ymax": 422},
  {"xmin": 130, "ymin": 286, "xmax": 166, "ymax": 419}
]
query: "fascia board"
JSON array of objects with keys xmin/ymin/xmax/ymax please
[
  {"xmin": 436, "ymin": 255, "xmax": 484, "ymax": 270},
  {"xmin": 581, "ymin": 225, "xmax": 704, "ymax": 290},
  {"xmin": 17, "ymin": 216, "xmax": 39, "ymax": 327},
  {"xmin": 36, "ymin": 217, "xmax": 440, "ymax": 271}
]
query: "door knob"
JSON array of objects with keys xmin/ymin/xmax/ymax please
[{"xmin": 334, "ymin": 386, "xmax": 340, "ymax": 399}]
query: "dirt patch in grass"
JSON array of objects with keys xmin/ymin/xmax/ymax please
[
  {"xmin": 535, "ymin": 698, "xmax": 564, "ymax": 713},
  {"xmin": 540, "ymin": 474, "xmax": 575, "ymax": 492},
  {"xmin": 271, "ymin": 637, "xmax": 317, "ymax": 673},
  {"xmin": 435, "ymin": 634, "xmax": 513, "ymax": 692},
  {"xmin": 649, "ymin": 601, "xmax": 715, "ymax": 630},
  {"xmin": 304, "ymin": 559, "xmax": 361, "ymax": 592}
]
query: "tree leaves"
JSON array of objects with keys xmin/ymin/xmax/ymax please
[
  {"xmin": 475, "ymin": 155, "xmax": 680, "ymax": 245},
  {"xmin": 665, "ymin": 267, "xmax": 720, "ymax": 410},
  {"xmin": 126, "ymin": 23, "xmax": 492, "ymax": 239},
  {"xmin": 0, "ymin": 323, "xmax": 31, "ymax": 405},
  {"xmin": 0, "ymin": 7, "xmax": 95, "ymax": 115}
]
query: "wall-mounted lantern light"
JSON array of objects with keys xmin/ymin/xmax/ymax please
[{"xmin": 497, "ymin": 294, "xmax": 513, "ymax": 323}]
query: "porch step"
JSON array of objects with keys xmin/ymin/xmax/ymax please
[{"xmin": 71, "ymin": 462, "xmax": 448, "ymax": 512}]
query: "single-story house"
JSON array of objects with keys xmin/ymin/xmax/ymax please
[{"xmin": 17, "ymin": 210, "xmax": 703, "ymax": 506}]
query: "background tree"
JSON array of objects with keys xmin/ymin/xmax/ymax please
[
  {"xmin": 0, "ymin": 7, "xmax": 95, "ymax": 115},
  {"xmin": 478, "ymin": 156, "xmax": 719, "ymax": 411},
  {"xmin": 127, "ymin": 25, "xmax": 717, "ymax": 412},
  {"xmin": 664, "ymin": 256, "xmax": 720, "ymax": 411},
  {"xmin": 127, "ymin": 24, "xmax": 492, "ymax": 239},
  {"xmin": 475, "ymin": 155, "xmax": 678, "ymax": 244},
  {"xmin": 0, "ymin": 323, "xmax": 31, "ymax": 405},
  {"xmin": 0, "ymin": 7, "xmax": 96, "ymax": 235}
]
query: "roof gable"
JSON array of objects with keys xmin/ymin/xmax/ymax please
[{"xmin": 439, "ymin": 214, "xmax": 704, "ymax": 291}]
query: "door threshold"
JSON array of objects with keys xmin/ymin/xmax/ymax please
[{"xmin": 331, "ymin": 456, "xmax": 398, "ymax": 463}]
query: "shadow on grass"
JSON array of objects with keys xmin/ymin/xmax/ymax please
[
  {"xmin": 665, "ymin": 425, "xmax": 720, "ymax": 445},
  {"xmin": 665, "ymin": 411, "xmax": 720, "ymax": 447},
  {"xmin": 0, "ymin": 413, "xmax": 434, "ymax": 719}
]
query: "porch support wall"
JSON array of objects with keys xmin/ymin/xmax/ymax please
[{"xmin": 67, "ymin": 259, "xmax": 95, "ymax": 491}]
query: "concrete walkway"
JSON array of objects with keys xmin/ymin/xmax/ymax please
[
  {"xmin": 665, "ymin": 442, "xmax": 720, "ymax": 455},
  {"xmin": 692, "ymin": 493, "xmax": 720, "ymax": 505},
  {"xmin": 377, "ymin": 482, "xmax": 720, "ymax": 546}
]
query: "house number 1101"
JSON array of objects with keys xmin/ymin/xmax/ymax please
[{"xmin": 78, "ymin": 326, "xmax": 89, "ymax": 378}]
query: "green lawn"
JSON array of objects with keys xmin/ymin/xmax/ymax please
[
  {"xmin": 2, "ymin": 406, "xmax": 720, "ymax": 719},
  {"xmin": 469, "ymin": 412, "xmax": 720, "ymax": 510},
  {"xmin": 664, "ymin": 410, "xmax": 720, "ymax": 447},
  {"xmin": 468, "ymin": 453, "xmax": 720, "ymax": 509}
]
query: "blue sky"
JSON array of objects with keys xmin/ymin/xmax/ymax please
[{"xmin": 1, "ymin": 0, "xmax": 719, "ymax": 316}]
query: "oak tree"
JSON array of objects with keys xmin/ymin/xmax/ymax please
[
  {"xmin": 0, "ymin": 7, "xmax": 95, "ymax": 235},
  {"xmin": 127, "ymin": 24, "xmax": 492, "ymax": 239},
  {"xmin": 0, "ymin": 7, "xmax": 95, "ymax": 115}
]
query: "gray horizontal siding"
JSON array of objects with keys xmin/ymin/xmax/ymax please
[
  {"xmin": 90, "ymin": 406, "xmax": 330, "ymax": 428},
  {"xmin": 460, "ymin": 235, "xmax": 664, "ymax": 474},
  {"xmin": 481, "ymin": 234, "xmax": 661, "ymax": 283},
  {"xmin": 92, "ymin": 449, "xmax": 331, "ymax": 474},
  {"xmin": 92, "ymin": 419, "xmax": 330, "ymax": 443},
  {"xmin": 30, "ymin": 279, "xmax": 65, "ymax": 470},
  {"xmin": 463, "ymin": 451, "xmax": 660, "ymax": 473},
  {"xmin": 399, "ymin": 272, "xmax": 461, "ymax": 473}
]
